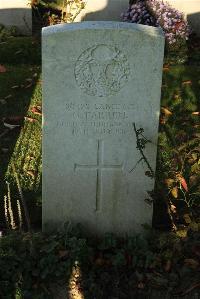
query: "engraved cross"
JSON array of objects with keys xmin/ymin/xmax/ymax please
[{"xmin": 74, "ymin": 140, "xmax": 123, "ymax": 211}]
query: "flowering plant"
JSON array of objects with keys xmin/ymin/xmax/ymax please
[
  {"xmin": 146, "ymin": 0, "xmax": 190, "ymax": 46},
  {"xmin": 121, "ymin": 0, "xmax": 190, "ymax": 49}
]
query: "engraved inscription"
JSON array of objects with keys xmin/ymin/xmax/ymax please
[
  {"xmin": 74, "ymin": 44, "xmax": 130, "ymax": 97},
  {"xmin": 74, "ymin": 140, "xmax": 123, "ymax": 211},
  {"xmin": 56, "ymin": 102, "xmax": 137, "ymax": 137}
]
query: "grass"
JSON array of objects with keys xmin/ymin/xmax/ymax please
[
  {"xmin": 0, "ymin": 36, "xmax": 199, "ymax": 231},
  {"xmin": 0, "ymin": 37, "xmax": 42, "ymax": 229},
  {"xmin": 0, "ymin": 35, "xmax": 199, "ymax": 299}
]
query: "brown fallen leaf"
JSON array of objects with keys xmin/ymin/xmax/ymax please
[
  {"xmin": 24, "ymin": 117, "xmax": 37, "ymax": 123},
  {"xmin": 163, "ymin": 67, "xmax": 170, "ymax": 71},
  {"xmin": 161, "ymin": 107, "xmax": 172, "ymax": 116},
  {"xmin": 182, "ymin": 80, "xmax": 192, "ymax": 85},
  {"xmin": 27, "ymin": 170, "xmax": 36, "ymax": 178},
  {"xmin": 0, "ymin": 64, "xmax": 7, "ymax": 73},
  {"xmin": 178, "ymin": 175, "xmax": 188, "ymax": 192},
  {"xmin": 170, "ymin": 204, "xmax": 176, "ymax": 213},
  {"xmin": 31, "ymin": 106, "xmax": 42, "ymax": 116}
]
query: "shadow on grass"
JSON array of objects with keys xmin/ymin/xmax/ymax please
[{"xmin": 0, "ymin": 36, "xmax": 42, "ymax": 231}]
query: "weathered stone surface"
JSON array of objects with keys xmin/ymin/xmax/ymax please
[
  {"xmin": 42, "ymin": 21, "xmax": 164, "ymax": 235},
  {"xmin": 0, "ymin": 0, "xmax": 32, "ymax": 35}
]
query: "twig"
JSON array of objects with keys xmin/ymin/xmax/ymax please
[
  {"xmin": 11, "ymin": 163, "xmax": 31, "ymax": 232},
  {"xmin": 133, "ymin": 123, "xmax": 155, "ymax": 178}
]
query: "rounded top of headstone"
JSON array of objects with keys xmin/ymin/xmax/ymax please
[{"xmin": 42, "ymin": 21, "xmax": 164, "ymax": 38}]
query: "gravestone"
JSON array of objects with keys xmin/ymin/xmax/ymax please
[
  {"xmin": 42, "ymin": 22, "xmax": 164, "ymax": 235},
  {"xmin": 0, "ymin": 0, "xmax": 32, "ymax": 35}
]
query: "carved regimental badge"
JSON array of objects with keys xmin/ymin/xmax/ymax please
[{"xmin": 74, "ymin": 44, "xmax": 130, "ymax": 97}]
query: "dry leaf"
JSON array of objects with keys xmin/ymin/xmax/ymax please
[
  {"xmin": 27, "ymin": 170, "xmax": 36, "ymax": 178},
  {"xmin": 0, "ymin": 64, "xmax": 7, "ymax": 73},
  {"xmin": 31, "ymin": 106, "xmax": 42, "ymax": 116},
  {"xmin": 182, "ymin": 80, "xmax": 192, "ymax": 85},
  {"xmin": 170, "ymin": 204, "xmax": 176, "ymax": 213},
  {"xmin": 171, "ymin": 187, "xmax": 178, "ymax": 198},
  {"xmin": 178, "ymin": 176, "xmax": 188, "ymax": 192},
  {"xmin": 161, "ymin": 107, "xmax": 172, "ymax": 116},
  {"xmin": 24, "ymin": 117, "xmax": 37, "ymax": 123},
  {"xmin": 163, "ymin": 67, "xmax": 170, "ymax": 71}
]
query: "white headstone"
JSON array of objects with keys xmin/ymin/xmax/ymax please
[
  {"xmin": 0, "ymin": 0, "xmax": 32, "ymax": 35},
  {"xmin": 42, "ymin": 22, "xmax": 164, "ymax": 235}
]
